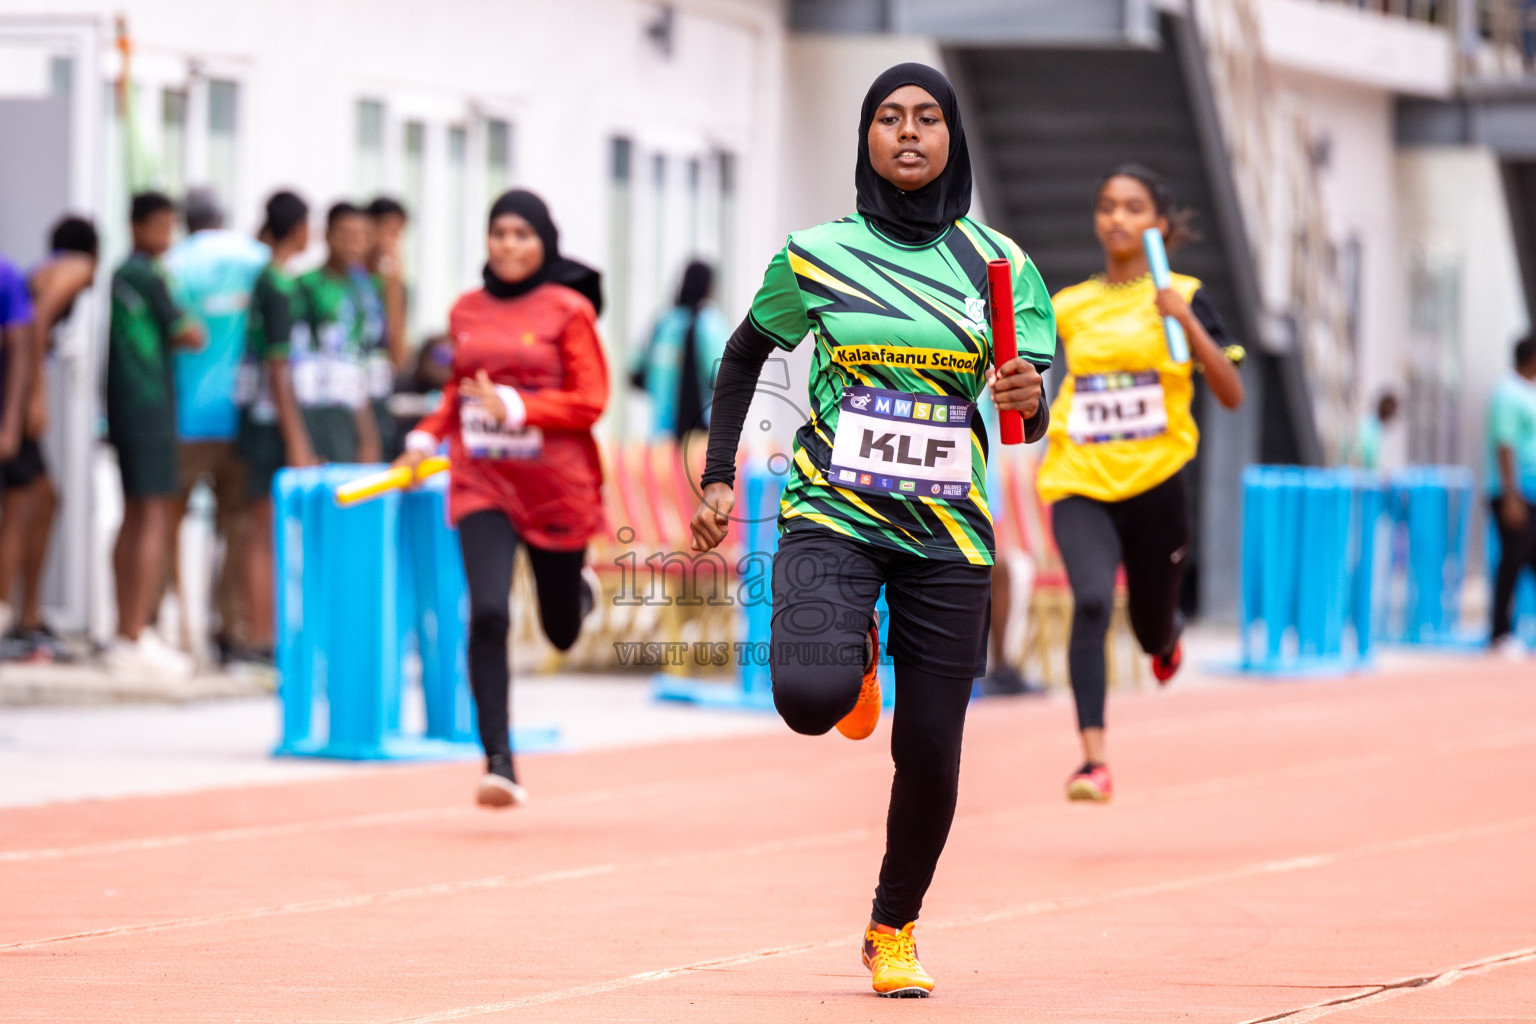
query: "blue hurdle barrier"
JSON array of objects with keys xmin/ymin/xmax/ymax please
[
  {"xmin": 1377, "ymin": 467, "xmax": 1480, "ymax": 647},
  {"xmin": 272, "ymin": 465, "xmax": 559, "ymax": 760},
  {"xmin": 652, "ymin": 458, "xmax": 896, "ymax": 711},
  {"xmin": 1238, "ymin": 466, "xmax": 1385, "ymax": 674}
]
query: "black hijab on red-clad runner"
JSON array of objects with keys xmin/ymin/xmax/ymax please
[
  {"xmin": 855, "ymin": 63, "xmax": 972, "ymax": 246},
  {"xmin": 482, "ymin": 189, "xmax": 604, "ymax": 315}
]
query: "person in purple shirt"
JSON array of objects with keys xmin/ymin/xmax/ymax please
[
  {"xmin": 0, "ymin": 217, "xmax": 97, "ymax": 660},
  {"xmin": 0, "ymin": 257, "xmax": 33, "ymax": 473}
]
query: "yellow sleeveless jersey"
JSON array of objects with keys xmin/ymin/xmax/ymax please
[{"xmin": 1036, "ymin": 272, "xmax": 1202, "ymax": 505}]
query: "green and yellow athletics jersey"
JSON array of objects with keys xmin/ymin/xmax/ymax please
[
  {"xmin": 106, "ymin": 251, "xmax": 193, "ymax": 444},
  {"xmin": 748, "ymin": 213, "xmax": 1055, "ymax": 566},
  {"xmin": 295, "ymin": 267, "xmax": 368, "ymax": 411},
  {"xmin": 238, "ymin": 263, "xmax": 308, "ymax": 424}
]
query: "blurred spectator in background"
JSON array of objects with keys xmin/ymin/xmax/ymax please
[
  {"xmin": 105, "ymin": 192, "xmax": 204, "ymax": 680},
  {"xmin": 0, "ymin": 251, "xmax": 34, "ymax": 516},
  {"xmin": 296, "ymin": 203, "xmax": 381, "ymax": 465},
  {"xmin": 631, "ymin": 260, "xmax": 728, "ymax": 441},
  {"xmin": 1487, "ymin": 334, "xmax": 1536, "ymax": 660},
  {"xmin": 0, "ymin": 217, "xmax": 98, "ymax": 662},
  {"xmin": 0, "ymin": 256, "xmax": 32, "ymax": 466},
  {"xmin": 363, "ymin": 196, "xmax": 410, "ymax": 458},
  {"xmin": 165, "ymin": 187, "xmax": 268, "ymax": 663},
  {"xmin": 236, "ymin": 190, "xmax": 314, "ymax": 665},
  {"xmin": 385, "ymin": 332, "xmax": 453, "ymax": 444},
  {"xmin": 1342, "ymin": 391, "xmax": 1399, "ymax": 470}
]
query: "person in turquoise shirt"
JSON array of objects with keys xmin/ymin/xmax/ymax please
[
  {"xmin": 631, "ymin": 261, "xmax": 729, "ymax": 440},
  {"xmin": 1487, "ymin": 335, "xmax": 1536, "ymax": 655},
  {"xmin": 1343, "ymin": 391, "xmax": 1399, "ymax": 470},
  {"xmin": 164, "ymin": 187, "xmax": 269, "ymax": 662}
]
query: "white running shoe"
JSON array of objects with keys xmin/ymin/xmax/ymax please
[
  {"xmin": 1493, "ymin": 634, "xmax": 1530, "ymax": 662},
  {"xmin": 105, "ymin": 635, "xmax": 195, "ymax": 681},
  {"xmin": 476, "ymin": 774, "xmax": 529, "ymax": 808}
]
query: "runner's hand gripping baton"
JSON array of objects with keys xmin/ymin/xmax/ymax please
[
  {"xmin": 334, "ymin": 454, "xmax": 450, "ymax": 507},
  {"xmin": 1142, "ymin": 227, "xmax": 1190, "ymax": 363},
  {"xmin": 986, "ymin": 259, "xmax": 1025, "ymax": 445}
]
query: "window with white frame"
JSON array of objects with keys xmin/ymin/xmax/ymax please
[
  {"xmin": 448, "ymin": 124, "xmax": 469, "ymax": 299},
  {"xmin": 486, "ymin": 117, "xmax": 512, "ymax": 200},
  {"xmin": 206, "ymin": 79, "xmax": 238, "ymax": 210},
  {"xmin": 161, "ymin": 87, "xmax": 186, "ymax": 197},
  {"xmin": 356, "ymin": 99, "xmax": 385, "ymax": 198}
]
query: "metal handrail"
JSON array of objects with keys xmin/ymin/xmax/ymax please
[{"xmin": 1314, "ymin": 0, "xmax": 1535, "ymax": 79}]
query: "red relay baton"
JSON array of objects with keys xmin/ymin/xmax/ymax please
[{"xmin": 986, "ymin": 258, "xmax": 1024, "ymax": 445}]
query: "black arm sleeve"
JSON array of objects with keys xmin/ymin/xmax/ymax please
[
  {"xmin": 700, "ymin": 316, "xmax": 780, "ymax": 489},
  {"xmin": 1190, "ymin": 289, "xmax": 1234, "ymax": 347},
  {"xmin": 1023, "ymin": 390, "xmax": 1050, "ymax": 444}
]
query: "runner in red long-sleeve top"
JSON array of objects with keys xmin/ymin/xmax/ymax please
[{"xmin": 397, "ymin": 189, "xmax": 608, "ymax": 808}]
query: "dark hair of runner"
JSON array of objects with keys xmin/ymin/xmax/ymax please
[
  {"xmin": 130, "ymin": 191, "xmax": 175, "ymax": 224},
  {"xmin": 676, "ymin": 260, "xmax": 713, "ymax": 311},
  {"xmin": 263, "ymin": 191, "xmax": 310, "ymax": 244},
  {"xmin": 1515, "ymin": 334, "xmax": 1536, "ymax": 370},
  {"xmin": 326, "ymin": 201, "xmax": 365, "ymax": 231},
  {"xmin": 367, "ymin": 196, "xmax": 408, "ymax": 221},
  {"xmin": 1094, "ymin": 163, "xmax": 1200, "ymax": 251},
  {"xmin": 49, "ymin": 215, "xmax": 98, "ymax": 257}
]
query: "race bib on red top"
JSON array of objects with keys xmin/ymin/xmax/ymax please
[
  {"xmin": 460, "ymin": 399, "xmax": 542, "ymax": 461},
  {"xmin": 828, "ymin": 385, "xmax": 973, "ymax": 499}
]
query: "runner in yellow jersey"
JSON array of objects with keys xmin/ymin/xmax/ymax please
[{"xmin": 1037, "ymin": 164, "xmax": 1246, "ymax": 803}]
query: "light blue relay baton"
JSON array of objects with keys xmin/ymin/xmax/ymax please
[{"xmin": 1143, "ymin": 227, "xmax": 1190, "ymax": 363}]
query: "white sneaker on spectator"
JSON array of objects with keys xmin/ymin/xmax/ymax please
[
  {"xmin": 1493, "ymin": 634, "xmax": 1529, "ymax": 661},
  {"xmin": 105, "ymin": 635, "xmax": 194, "ymax": 681},
  {"xmin": 140, "ymin": 630, "xmax": 194, "ymax": 667}
]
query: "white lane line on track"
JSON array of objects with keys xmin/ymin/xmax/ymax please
[
  {"xmin": 6, "ymin": 747, "xmax": 1536, "ymax": 955},
  {"xmin": 0, "ymin": 827, "xmax": 874, "ymax": 953},
  {"xmin": 383, "ymin": 813, "xmax": 1536, "ymax": 1024},
  {"xmin": 1236, "ymin": 945, "xmax": 1536, "ymax": 1023},
  {"xmin": 8, "ymin": 723, "xmax": 1533, "ymax": 867},
  {"xmin": 0, "ymin": 770, "xmax": 789, "ymax": 864},
  {"xmin": 0, "ymin": 806, "xmax": 470, "ymax": 864},
  {"xmin": 0, "ymin": 864, "xmax": 617, "ymax": 952}
]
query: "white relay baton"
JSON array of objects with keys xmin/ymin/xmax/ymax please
[{"xmin": 1143, "ymin": 227, "xmax": 1190, "ymax": 363}]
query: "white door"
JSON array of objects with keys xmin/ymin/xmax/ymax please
[{"xmin": 0, "ymin": 17, "xmax": 106, "ymax": 635}]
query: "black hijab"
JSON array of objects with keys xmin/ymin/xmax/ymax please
[
  {"xmin": 675, "ymin": 260, "xmax": 713, "ymax": 312},
  {"xmin": 855, "ymin": 63, "xmax": 972, "ymax": 246},
  {"xmin": 483, "ymin": 189, "xmax": 604, "ymax": 315}
]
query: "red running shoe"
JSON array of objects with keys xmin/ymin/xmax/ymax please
[
  {"xmin": 1151, "ymin": 638, "xmax": 1183, "ymax": 686},
  {"xmin": 1066, "ymin": 762, "xmax": 1113, "ymax": 803}
]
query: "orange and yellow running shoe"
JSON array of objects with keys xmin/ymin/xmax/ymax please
[
  {"xmin": 862, "ymin": 922, "xmax": 934, "ymax": 998},
  {"xmin": 835, "ymin": 616, "xmax": 881, "ymax": 740}
]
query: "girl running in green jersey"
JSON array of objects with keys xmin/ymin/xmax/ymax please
[{"xmin": 690, "ymin": 63, "xmax": 1055, "ymax": 998}]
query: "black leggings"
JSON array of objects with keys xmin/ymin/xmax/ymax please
[
  {"xmin": 1490, "ymin": 497, "xmax": 1536, "ymax": 641},
  {"xmin": 1054, "ymin": 473, "xmax": 1189, "ymax": 732},
  {"xmin": 769, "ymin": 528, "xmax": 989, "ymax": 928},
  {"xmin": 458, "ymin": 509, "xmax": 586, "ymax": 767}
]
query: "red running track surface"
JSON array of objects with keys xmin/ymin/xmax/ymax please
[{"xmin": 3, "ymin": 659, "xmax": 1535, "ymax": 1023}]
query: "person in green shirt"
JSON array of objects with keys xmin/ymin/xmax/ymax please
[
  {"xmin": 689, "ymin": 64, "xmax": 1052, "ymax": 998},
  {"xmin": 236, "ymin": 191, "xmax": 315, "ymax": 662},
  {"xmin": 105, "ymin": 192, "xmax": 205, "ymax": 677},
  {"xmin": 1487, "ymin": 335, "xmax": 1536, "ymax": 656},
  {"xmin": 293, "ymin": 203, "xmax": 381, "ymax": 465},
  {"xmin": 363, "ymin": 196, "xmax": 409, "ymax": 457}
]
